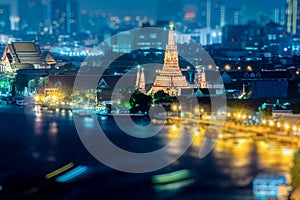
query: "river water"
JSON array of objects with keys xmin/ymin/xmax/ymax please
[{"xmin": 0, "ymin": 105, "xmax": 295, "ymax": 199}]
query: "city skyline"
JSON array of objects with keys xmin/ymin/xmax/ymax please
[{"xmin": 0, "ymin": 0, "xmax": 287, "ymax": 28}]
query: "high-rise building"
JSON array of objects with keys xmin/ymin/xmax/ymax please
[
  {"xmin": 42, "ymin": 0, "xmax": 52, "ymax": 34},
  {"xmin": 197, "ymin": 0, "xmax": 226, "ymax": 29},
  {"xmin": 0, "ymin": 4, "xmax": 11, "ymax": 33},
  {"xmin": 272, "ymin": 7, "xmax": 286, "ymax": 25},
  {"xmin": 51, "ymin": 0, "xmax": 78, "ymax": 35},
  {"xmin": 206, "ymin": 0, "xmax": 211, "ymax": 28},
  {"xmin": 286, "ymin": 0, "xmax": 300, "ymax": 35},
  {"xmin": 226, "ymin": 8, "xmax": 242, "ymax": 25},
  {"xmin": 210, "ymin": 1, "xmax": 225, "ymax": 29},
  {"xmin": 151, "ymin": 25, "xmax": 189, "ymax": 96},
  {"xmin": 220, "ymin": 3, "xmax": 226, "ymax": 27},
  {"xmin": 18, "ymin": 0, "xmax": 44, "ymax": 33}
]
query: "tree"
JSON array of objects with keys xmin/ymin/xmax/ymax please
[
  {"xmin": 291, "ymin": 150, "xmax": 300, "ymax": 188},
  {"xmin": 28, "ymin": 78, "xmax": 39, "ymax": 94},
  {"xmin": 153, "ymin": 90, "xmax": 177, "ymax": 103},
  {"xmin": 129, "ymin": 90, "xmax": 152, "ymax": 114},
  {"xmin": 14, "ymin": 74, "xmax": 28, "ymax": 93}
]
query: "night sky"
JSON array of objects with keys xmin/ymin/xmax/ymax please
[
  {"xmin": 79, "ymin": 0, "xmax": 285, "ymax": 21},
  {"xmin": 2, "ymin": 0, "xmax": 286, "ymax": 22}
]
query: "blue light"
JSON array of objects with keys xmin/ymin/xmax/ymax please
[
  {"xmin": 253, "ymin": 173, "xmax": 287, "ymax": 198},
  {"xmin": 56, "ymin": 166, "xmax": 88, "ymax": 183}
]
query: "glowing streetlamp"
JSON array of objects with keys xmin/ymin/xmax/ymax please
[
  {"xmin": 225, "ymin": 64, "xmax": 231, "ymax": 71},
  {"xmin": 284, "ymin": 123, "xmax": 290, "ymax": 130},
  {"xmin": 277, "ymin": 122, "xmax": 281, "ymax": 128}
]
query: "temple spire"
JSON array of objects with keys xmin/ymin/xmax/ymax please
[
  {"xmin": 135, "ymin": 66, "xmax": 146, "ymax": 94},
  {"xmin": 151, "ymin": 26, "xmax": 188, "ymax": 96},
  {"xmin": 140, "ymin": 68, "xmax": 146, "ymax": 94},
  {"xmin": 135, "ymin": 66, "xmax": 141, "ymax": 89}
]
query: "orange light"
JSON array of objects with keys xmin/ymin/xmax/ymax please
[{"xmin": 184, "ymin": 12, "xmax": 196, "ymax": 19}]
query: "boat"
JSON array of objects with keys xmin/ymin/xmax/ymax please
[{"xmin": 16, "ymin": 99, "xmax": 28, "ymax": 106}]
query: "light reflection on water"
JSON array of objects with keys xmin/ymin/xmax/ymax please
[
  {"xmin": 21, "ymin": 106, "xmax": 297, "ymax": 198},
  {"xmin": 30, "ymin": 107, "xmax": 295, "ymax": 177}
]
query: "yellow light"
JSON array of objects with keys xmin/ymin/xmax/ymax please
[
  {"xmin": 172, "ymin": 124, "xmax": 177, "ymax": 131},
  {"xmin": 277, "ymin": 122, "xmax": 281, "ymax": 128},
  {"xmin": 247, "ymin": 66, "xmax": 252, "ymax": 71},
  {"xmin": 172, "ymin": 105, "xmax": 177, "ymax": 111},
  {"xmin": 34, "ymin": 95, "xmax": 39, "ymax": 102},
  {"xmin": 225, "ymin": 64, "xmax": 231, "ymax": 71},
  {"xmin": 293, "ymin": 125, "xmax": 297, "ymax": 132},
  {"xmin": 262, "ymin": 119, "xmax": 267, "ymax": 124},
  {"xmin": 284, "ymin": 123, "xmax": 290, "ymax": 130},
  {"xmin": 52, "ymin": 95, "xmax": 57, "ymax": 101},
  {"xmin": 237, "ymin": 113, "xmax": 241, "ymax": 119},
  {"xmin": 227, "ymin": 113, "xmax": 231, "ymax": 117},
  {"xmin": 200, "ymin": 108, "xmax": 204, "ymax": 113},
  {"xmin": 45, "ymin": 162, "xmax": 74, "ymax": 179},
  {"xmin": 169, "ymin": 23, "xmax": 174, "ymax": 30},
  {"xmin": 269, "ymin": 120, "xmax": 274, "ymax": 126}
]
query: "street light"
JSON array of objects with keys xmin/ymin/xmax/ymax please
[
  {"xmin": 284, "ymin": 123, "xmax": 290, "ymax": 130},
  {"xmin": 225, "ymin": 64, "xmax": 231, "ymax": 71},
  {"xmin": 277, "ymin": 122, "xmax": 281, "ymax": 128}
]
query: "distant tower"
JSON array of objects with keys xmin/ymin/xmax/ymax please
[
  {"xmin": 206, "ymin": 0, "xmax": 211, "ymax": 28},
  {"xmin": 151, "ymin": 24, "xmax": 188, "ymax": 96},
  {"xmin": 51, "ymin": 0, "xmax": 78, "ymax": 35},
  {"xmin": 234, "ymin": 10, "xmax": 240, "ymax": 25},
  {"xmin": 287, "ymin": 0, "xmax": 300, "ymax": 35},
  {"xmin": 18, "ymin": 0, "xmax": 44, "ymax": 33},
  {"xmin": 135, "ymin": 66, "xmax": 141, "ymax": 89},
  {"xmin": 135, "ymin": 66, "xmax": 146, "ymax": 94},
  {"xmin": 139, "ymin": 68, "xmax": 146, "ymax": 94},
  {"xmin": 220, "ymin": 3, "xmax": 226, "ymax": 27},
  {"xmin": 200, "ymin": 68, "xmax": 207, "ymax": 88}
]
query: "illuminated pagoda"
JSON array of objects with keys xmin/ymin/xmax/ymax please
[{"xmin": 150, "ymin": 24, "xmax": 189, "ymax": 96}]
